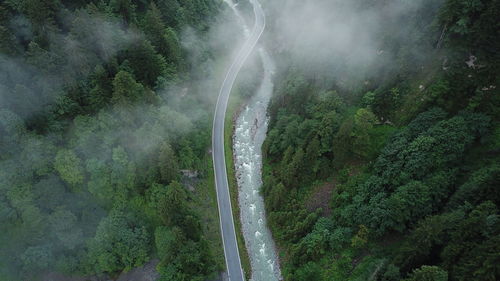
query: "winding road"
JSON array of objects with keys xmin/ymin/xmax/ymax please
[{"xmin": 212, "ymin": 0, "xmax": 266, "ymax": 280}]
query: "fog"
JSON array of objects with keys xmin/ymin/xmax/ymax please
[
  {"xmin": 262, "ymin": 0, "xmax": 444, "ymax": 89},
  {"xmin": 0, "ymin": 11, "xmax": 145, "ymax": 120},
  {"xmin": 0, "ymin": 0, "xmax": 447, "ymax": 279},
  {"xmin": 0, "ymin": 2, "xmax": 253, "ymax": 279}
]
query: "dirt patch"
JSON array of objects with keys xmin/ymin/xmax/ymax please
[{"xmin": 305, "ymin": 181, "xmax": 336, "ymax": 216}]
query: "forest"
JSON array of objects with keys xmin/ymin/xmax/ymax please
[
  {"xmin": 1, "ymin": 0, "xmax": 499, "ymax": 280},
  {"xmin": 261, "ymin": 0, "xmax": 499, "ymax": 280},
  {"xmin": 0, "ymin": 0, "xmax": 226, "ymax": 280}
]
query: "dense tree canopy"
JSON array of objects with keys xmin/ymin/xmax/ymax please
[
  {"xmin": 0, "ymin": 0, "xmax": 221, "ymax": 280},
  {"xmin": 1, "ymin": 0, "xmax": 498, "ymax": 280},
  {"xmin": 262, "ymin": 0, "xmax": 499, "ymax": 280}
]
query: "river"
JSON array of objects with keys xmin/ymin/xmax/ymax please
[{"xmin": 226, "ymin": 1, "xmax": 282, "ymax": 280}]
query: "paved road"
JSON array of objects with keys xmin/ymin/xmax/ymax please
[{"xmin": 212, "ymin": 0, "xmax": 266, "ymax": 280}]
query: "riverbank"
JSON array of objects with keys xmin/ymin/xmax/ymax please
[
  {"xmin": 224, "ymin": 92, "xmax": 253, "ymax": 278},
  {"xmin": 233, "ymin": 47, "xmax": 282, "ymax": 281}
]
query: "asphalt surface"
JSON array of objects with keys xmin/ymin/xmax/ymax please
[{"xmin": 211, "ymin": 0, "xmax": 266, "ymax": 280}]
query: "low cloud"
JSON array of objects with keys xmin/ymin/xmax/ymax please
[
  {"xmin": 0, "ymin": 10, "xmax": 142, "ymax": 120},
  {"xmin": 263, "ymin": 0, "xmax": 444, "ymax": 86}
]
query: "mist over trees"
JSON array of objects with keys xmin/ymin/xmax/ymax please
[
  {"xmin": 261, "ymin": 0, "xmax": 499, "ymax": 280},
  {"xmin": 1, "ymin": 0, "xmax": 498, "ymax": 280},
  {"xmin": 0, "ymin": 0, "xmax": 227, "ymax": 280}
]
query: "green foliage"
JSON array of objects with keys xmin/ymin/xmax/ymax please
[
  {"xmin": 293, "ymin": 262, "xmax": 324, "ymax": 281},
  {"xmin": 0, "ymin": 0, "xmax": 221, "ymax": 279},
  {"xmin": 54, "ymin": 149, "xmax": 85, "ymax": 188},
  {"xmin": 338, "ymin": 110, "xmax": 490, "ymax": 237},
  {"xmin": 87, "ymin": 65, "xmax": 112, "ymax": 110},
  {"xmin": 160, "ymin": 181, "xmax": 188, "ymax": 226},
  {"xmin": 147, "ymin": 182, "xmax": 169, "ymax": 217},
  {"xmin": 351, "ymin": 225, "xmax": 369, "ymax": 249},
  {"xmin": 381, "ymin": 264, "xmax": 401, "ymax": 281},
  {"xmin": 403, "ymin": 265, "xmax": 448, "ymax": 281},
  {"xmin": 371, "ymin": 87, "xmax": 403, "ymax": 121},
  {"xmin": 440, "ymin": 201, "xmax": 499, "ymax": 281},
  {"xmin": 158, "ymin": 142, "xmax": 179, "ymax": 184},
  {"xmin": 157, "ymin": 238, "xmax": 215, "ymax": 281},
  {"xmin": 351, "ymin": 108, "xmax": 378, "ymax": 156},
  {"xmin": 21, "ymin": 245, "xmax": 54, "ymax": 272},
  {"xmin": 153, "ymin": 183, "xmax": 216, "ymax": 280},
  {"xmin": 85, "ymin": 147, "xmax": 136, "ymax": 204},
  {"xmin": 143, "ymin": 3, "xmax": 182, "ymax": 66},
  {"xmin": 262, "ymin": 1, "xmax": 499, "ymax": 279},
  {"xmin": 447, "ymin": 164, "xmax": 500, "ymax": 208},
  {"xmin": 290, "ymin": 218, "xmax": 333, "ymax": 264},
  {"xmin": 111, "ymin": 70, "xmax": 147, "ymax": 106},
  {"xmin": 1, "ymin": 0, "xmax": 498, "ymax": 279},
  {"xmin": 109, "ymin": 0, "xmax": 137, "ymax": 24},
  {"xmin": 267, "ymin": 182, "xmax": 286, "ymax": 212},
  {"xmin": 0, "ymin": 24, "xmax": 17, "ymax": 55},
  {"xmin": 156, "ymin": 0, "xmax": 185, "ymax": 28},
  {"xmin": 49, "ymin": 208, "xmax": 83, "ymax": 250},
  {"xmin": 440, "ymin": 0, "xmax": 500, "ymax": 55},
  {"xmin": 86, "ymin": 158, "xmax": 114, "ymax": 202},
  {"xmin": 22, "ymin": 0, "xmax": 60, "ymax": 26},
  {"xmin": 125, "ymin": 40, "xmax": 169, "ymax": 88},
  {"xmin": 87, "ymin": 209, "xmax": 149, "ymax": 273}
]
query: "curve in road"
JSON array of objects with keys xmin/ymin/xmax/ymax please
[{"xmin": 212, "ymin": 0, "xmax": 266, "ymax": 280}]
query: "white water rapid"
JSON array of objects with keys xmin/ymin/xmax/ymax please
[{"xmin": 226, "ymin": 1, "xmax": 282, "ymax": 280}]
